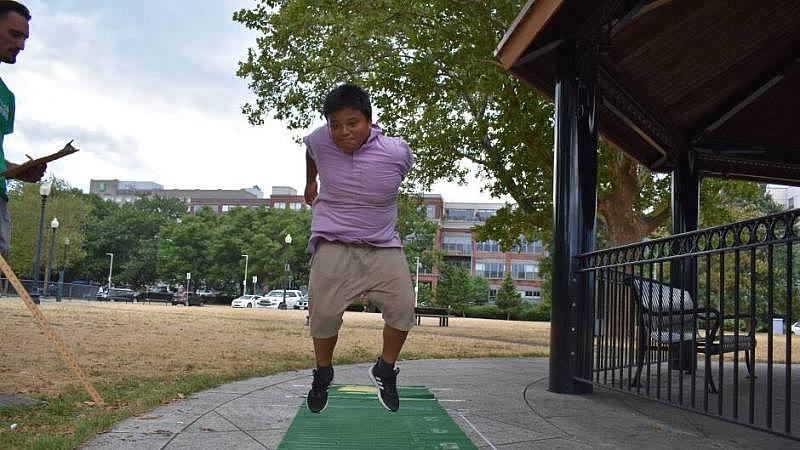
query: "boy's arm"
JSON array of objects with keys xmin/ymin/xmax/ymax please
[{"xmin": 304, "ymin": 150, "xmax": 318, "ymax": 205}]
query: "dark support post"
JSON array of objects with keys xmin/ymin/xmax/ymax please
[
  {"xmin": 550, "ymin": 41, "xmax": 598, "ymax": 394},
  {"xmin": 670, "ymin": 151, "xmax": 699, "ymax": 293}
]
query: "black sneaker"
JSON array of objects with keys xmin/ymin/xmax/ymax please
[
  {"xmin": 368, "ymin": 358, "xmax": 400, "ymax": 412},
  {"xmin": 307, "ymin": 366, "xmax": 333, "ymax": 413}
]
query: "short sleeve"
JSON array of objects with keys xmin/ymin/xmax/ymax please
[
  {"xmin": 303, "ymin": 135, "xmax": 315, "ymax": 161},
  {"xmin": 398, "ymin": 138, "xmax": 414, "ymax": 177}
]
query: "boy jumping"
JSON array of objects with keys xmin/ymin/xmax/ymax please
[{"xmin": 303, "ymin": 83, "xmax": 415, "ymax": 413}]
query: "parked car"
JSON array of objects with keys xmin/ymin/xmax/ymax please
[
  {"xmin": 196, "ymin": 288, "xmax": 220, "ymax": 297},
  {"xmin": 792, "ymin": 321, "xmax": 800, "ymax": 336},
  {"xmin": 172, "ymin": 292, "xmax": 204, "ymax": 306},
  {"xmin": 260, "ymin": 290, "xmax": 303, "ymax": 309},
  {"xmin": 231, "ymin": 294, "xmax": 261, "ymax": 308},
  {"xmin": 137, "ymin": 288, "xmax": 175, "ymax": 303},
  {"xmin": 256, "ymin": 297, "xmax": 281, "ymax": 308},
  {"xmin": 295, "ymin": 295, "xmax": 308, "ymax": 310},
  {"xmin": 106, "ymin": 288, "xmax": 136, "ymax": 302}
]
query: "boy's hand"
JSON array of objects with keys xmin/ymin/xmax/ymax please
[{"xmin": 305, "ymin": 181, "xmax": 318, "ymax": 205}]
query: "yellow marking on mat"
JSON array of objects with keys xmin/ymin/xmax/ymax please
[
  {"xmin": 0, "ymin": 254, "xmax": 104, "ymax": 405},
  {"xmin": 336, "ymin": 385, "xmax": 377, "ymax": 394}
]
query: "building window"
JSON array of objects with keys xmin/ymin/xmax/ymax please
[
  {"xmin": 476, "ymin": 261, "xmax": 504, "ymax": 279},
  {"xmin": 222, "ymin": 205, "xmax": 238, "ymax": 212},
  {"xmin": 289, "ymin": 202, "xmax": 302, "ymax": 210},
  {"xmin": 511, "ymin": 262, "xmax": 538, "ymax": 280},
  {"xmin": 98, "ymin": 181, "xmax": 106, "ymax": 192},
  {"xmin": 475, "ymin": 209, "xmax": 496, "ymax": 222},
  {"xmin": 790, "ymin": 197, "xmax": 795, "ymax": 209},
  {"xmin": 444, "ymin": 208, "xmax": 473, "ymax": 221},
  {"xmin": 476, "ymin": 240, "xmax": 500, "ymax": 252},
  {"xmin": 274, "ymin": 202, "xmax": 286, "ymax": 209},
  {"xmin": 442, "ymin": 233, "xmax": 472, "ymax": 254},
  {"xmin": 514, "ymin": 238, "xmax": 542, "ymax": 253},
  {"xmin": 488, "ymin": 288, "xmax": 498, "ymax": 302},
  {"xmin": 426, "ymin": 204, "xmax": 436, "ymax": 220}
]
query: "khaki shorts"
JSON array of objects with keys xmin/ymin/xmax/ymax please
[{"xmin": 308, "ymin": 241, "xmax": 415, "ymax": 338}]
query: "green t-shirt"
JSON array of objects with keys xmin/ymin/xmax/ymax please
[{"xmin": 0, "ymin": 78, "xmax": 15, "ymax": 201}]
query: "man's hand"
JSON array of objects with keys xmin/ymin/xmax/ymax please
[{"xmin": 305, "ymin": 181, "xmax": 318, "ymax": 205}]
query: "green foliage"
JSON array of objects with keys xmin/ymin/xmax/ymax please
[
  {"xmin": 462, "ymin": 303, "xmax": 549, "ymax": 321},
  {"xmin": 7, "ymin": 178, "xmax": 90, "ymax": 280},
  {"xmin": 81, "ymin": 195, "xmax": 186, "ymax": 288},
  {"xmin": 435, "ymin": 263, "xmax": 486, "ymax": 314},
  {"xmin": 158, "ymin": 206, "xmax": 312, "ymax": 294},
  {"xmin": 233, "ymin": 0, "xmax": 683, "ymax": 250},
  {"xmin": 495, "ymin": 273, "xmax": 522, "ymax": 319}
]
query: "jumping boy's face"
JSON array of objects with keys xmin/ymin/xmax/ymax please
[
  {"xmin": 0, "ymin": 11, "xmax": 28, "ymax": 64},
  {"xmin": 328, "ymin": 107, "xmax": 371, "ymax": 153}
]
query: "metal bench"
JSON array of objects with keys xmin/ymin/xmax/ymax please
[
  {"xmin": 629, "ymin": 276, "xmax": 756, "ymax": 393},
  {"xmin": 414, "ymin": 306, "xmax": 449, "ymax": 327}
]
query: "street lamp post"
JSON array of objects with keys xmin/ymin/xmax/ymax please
[
  {"xmin": 106, "ymin": 252, "xmax": 114, "ymax": 294},
  {"xmin": 31, "ymin": 181, "xmax": 52, "ymax": 304},
  {"xmin": 241, "ymin": 254, "xmax": 249, "ymax": 295},
  {"xmin": 56, "ymin": 237, "xmax": 70, "ymax": 302},
  {"xmin": 282, "ymin": 234, "xmax": 292, "ymax": 308},
  {"xmin": 43, "ymin": 217, "xmax": 59, "ymax": 296},
  {"xmin": 414, "ymin": 256, "xmax": 420, "ymax": 307}
]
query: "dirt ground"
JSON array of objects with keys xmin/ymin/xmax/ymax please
[{"xmin": 0, "ymin": 299, "xmax": 550, "ymax": 396}]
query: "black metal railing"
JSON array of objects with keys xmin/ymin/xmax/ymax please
[{"xmin": 579, "ymin": 209, "xmax": 799, "ymax": 439}]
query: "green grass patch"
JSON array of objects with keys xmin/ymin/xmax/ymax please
[{"xmin": 0, "ymin": 360, "xmax": 317, "ymax": 450}]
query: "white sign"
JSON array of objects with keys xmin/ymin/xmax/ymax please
[
  {"xmin": 186, "ymin": 272, "xmax": 191, "ymax": 280},
  {"xmin": 252, "ymin": 275, "xmax": 258, "ymax": 283}
]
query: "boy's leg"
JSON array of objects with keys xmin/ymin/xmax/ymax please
[
  {"xmin": 364, "ymin": 247, "xmax": 415, "ymax": 412},
  {"xmin": 381, "ymin": 324, "xmax": 408, "ymax": 364},
  {"xmin": 306, "ymin": 242, "xmax": 366, "ymax": 413},
  {"xmin": 313, "ymin": 335, "xmax": 338, "ymax": 366}
]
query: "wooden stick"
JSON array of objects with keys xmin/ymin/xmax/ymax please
[{"xmin": 0, "ymin": 254, "xmax": 104, "ymax": 405}]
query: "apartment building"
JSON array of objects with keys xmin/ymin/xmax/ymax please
[
  {"xmin": 767, "ymin": 184, "xmax": 800, "ymax": 210},
  {"xmin": 89, "ymin": 180, "xmax": 306, "ymax": 212},
  {"xmin": 419, "ymin": 194, "xmax": 545, "ymax": 304}
]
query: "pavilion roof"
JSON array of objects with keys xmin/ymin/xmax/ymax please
[{"xmin": 496, "ymin": 0, "xmax": 800, "ymax": 185}]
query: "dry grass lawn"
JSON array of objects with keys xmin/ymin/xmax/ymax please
[
  {"xmin": 1, "ymin": 299, "xmax": 796, "ymax": 399},
  {"xmin": 0, "ymin": 299, "xmax": 550, "ymax": 398}
]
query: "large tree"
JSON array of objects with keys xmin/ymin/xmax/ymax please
[{"xmin": 234, "ymin": 0, "xmax": 677, "ymax": 248}]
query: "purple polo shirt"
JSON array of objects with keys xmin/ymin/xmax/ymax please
[{"xmin": 304, "ymin": 123, "xmax": 414, "ymax": 254}]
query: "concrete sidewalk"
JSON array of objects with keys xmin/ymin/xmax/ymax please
[{"xmin": 83, "ymin": 358, "xmax": 796, "ymax": 449}]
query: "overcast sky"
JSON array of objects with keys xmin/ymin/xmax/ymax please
[{"xmin": 1, "ymin": 0, "xmax": 506, "ymax": 203}]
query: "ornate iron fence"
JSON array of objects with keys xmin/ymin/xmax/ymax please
[{"xmin": 579, "ymin": 209, "xmax": 799, "ymax": 439}]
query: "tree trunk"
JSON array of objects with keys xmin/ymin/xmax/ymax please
[{"xmin": 598, "ymin": 153, "xmax": 670, "ymax": 247}]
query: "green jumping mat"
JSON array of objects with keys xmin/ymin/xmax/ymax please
[{"xmin": 278, "ymin": 384, "xmax": 477, "ymax": 450}]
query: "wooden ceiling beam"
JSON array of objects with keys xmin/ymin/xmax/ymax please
[{"xmin": 689, "ymin": 50, "xmax": 800, "ymax": 143}]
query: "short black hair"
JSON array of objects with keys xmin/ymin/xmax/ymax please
[
  {"xmin": 322, "ymin": 83, "xmax": 372, "ymax": 121},
  {"xmin": 0, "ymin": 1, "xmax": 30, "ymax": 20}
]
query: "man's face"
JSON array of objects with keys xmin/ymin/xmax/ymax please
[
  {"xmin": 0, "ymin": 11, "xmax": 28, "ymax": 64},
  {"xmin": 328, "ymin": 107, "xmax": 371, "ymax": 154}
]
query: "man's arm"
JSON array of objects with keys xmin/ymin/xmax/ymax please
[{"xmin": 304, "ymin": 150, "xmax": 318, "ymax": 205}]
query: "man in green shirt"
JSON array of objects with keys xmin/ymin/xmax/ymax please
[{"xmin": 0, "ymin": 1, "xmax": 46, "ymax": 256}]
